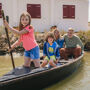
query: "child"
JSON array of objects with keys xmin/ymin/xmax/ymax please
[
  {"xmin": 3, "ymin": 12, "xmax": 40, "ymax": 68},
  {"xmin": 41, "ymin": 32, "xmax": 60, "ymax": 67},
  {"xmin": 54, "ymin": 29, "xmax": 64, "ymax": 49}
]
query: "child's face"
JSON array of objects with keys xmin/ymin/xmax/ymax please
[
  {"xmin": 21, "ymin": 15, "xmax": 29, "ymax": 27},
  {"xmin": 48, "ymin": 37, "xmax": 53, "ymax": 44}
]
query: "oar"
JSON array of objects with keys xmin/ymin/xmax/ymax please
[{"xmin": 1, "ymin": 10, "xmax": 15, "ymax": 69}]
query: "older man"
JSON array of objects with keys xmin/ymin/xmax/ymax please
[{"xmin": 60, "ymin": 28, "xmax": 84, "ymax": 60}]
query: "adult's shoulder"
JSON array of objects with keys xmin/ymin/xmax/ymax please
[{"xmin": 73, "ymin": 34, "xmax": 80, "ymax": 39}]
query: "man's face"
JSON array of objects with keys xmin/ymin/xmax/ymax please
[{"xmin": 67, "ymin": 30, "xmax": 74, "ymax": 38}]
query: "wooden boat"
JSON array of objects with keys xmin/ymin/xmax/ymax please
[{"xmin": 0, "ymin": 54, "xmax": 83, "ymax": 90}]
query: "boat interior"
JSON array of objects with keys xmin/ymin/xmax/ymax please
[{"xmin": 0, "ymin": 57, "xmax": 74, "ymax": 83}]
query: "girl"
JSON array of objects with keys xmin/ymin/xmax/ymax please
[
  {"xmin": 54, "ymin": 29, "xmax": 64, "ymax": 49},
  {"xmin": 3, "ymin": 12, "xmax": 40, "ymax": 68},
  {"xmin": 41, "ymin": 32, "xmax": 60, "ymax": 67}
]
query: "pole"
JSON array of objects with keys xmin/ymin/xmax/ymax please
[{"xmin": 1, "ymin": 10, "xmax": 15, "ymax": 69}]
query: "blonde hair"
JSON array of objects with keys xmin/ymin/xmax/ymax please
[{"xmin": 68, "ymin": 28, "xmax": 74, "ymax": 32}]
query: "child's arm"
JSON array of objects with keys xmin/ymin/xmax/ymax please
[
  {"xmin": 10, "ymin": 39, "xmax": 21, "ymax": 51},
  {"xmin": 3, "ymin": 20, "xmax": 28, "ymax": 35},
  {"xmin": 59, "ymin": 39, "xmax": 65, "ymax": 48},
  {"xmin": 43, "ymin": 42, "xmax": 47, "ymax": 58},
  {"xmin": 56, "ymin": 46, "xmax": 60, "ymax": 60}
]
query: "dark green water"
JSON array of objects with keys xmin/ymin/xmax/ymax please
[{"xmin": 0, "ymin": 52, "xmax": 90, "ymax": 90}]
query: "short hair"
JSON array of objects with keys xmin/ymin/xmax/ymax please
[
  {"xmin": 53, "ymin": 25, "xmax": 57, "ymax": 28},
  {"xmin": 45, "ymin": 32, "xmax": 55, "ymax": 42},
  {"xmin": 68, "ymin": 28, "xmax": 74, "ymax": 32}
]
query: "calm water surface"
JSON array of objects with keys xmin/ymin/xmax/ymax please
[
  {"xmin": 0, "ymin": 52, "xmax": 90, "ymax": 90},
  {"xmin": 46, "ymin": 52, "xmax": 90, "ymax": 90},
  {"xmin": 0, "ymin": 53, "xmax": 24, "ymax": 76}
]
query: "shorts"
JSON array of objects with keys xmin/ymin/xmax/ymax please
[
  {"xmin": 44, "ymin": 55, "xmax": 56, "ymax": 62},
  {"xmin": 24, "ymin": 46, "xmax": 40, "ymax": 60}
]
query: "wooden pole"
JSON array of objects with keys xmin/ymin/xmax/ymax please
[{"xmin": 1, "ymin": 10, "xmax": 15, "ymax": 69}]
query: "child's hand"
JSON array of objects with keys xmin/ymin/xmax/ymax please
[
  {"xmin": 3, "ymin": 20, "xmax": 9, "ymax": 29},
  {"xmin": 43, "ymin": 56, "xmax": 46, "ymax": 58},
  {"xmin": 8, "ymin": 47, "xmax": 13, "ymax": 52}
]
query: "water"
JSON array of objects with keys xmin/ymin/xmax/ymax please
[
  {"xmin": 0, "ymin": 53, "xmax": 24, "ymax": 76},
  {"xmin": 45, "ymin": 52, "xmax": 90, "ymax": 90},
  {"xmin": 0, "ymin": 52, "xmax": 90, "ymax": 90}
]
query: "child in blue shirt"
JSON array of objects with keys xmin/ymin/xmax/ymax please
[{"xmin": 41, "ymin": 32, "xmax": 60, "ymax": 67}]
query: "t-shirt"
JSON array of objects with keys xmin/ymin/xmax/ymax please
[
  {"xmin": 19, "ymin": 25, "xmax": 38, "ymax": 50},
  {"xmin": 43, "ymin": 41, "xmax": 60, "ymax": 59},
  {"xmin": 48, "ymin": 42, "xmax": 55, "ymax": 56},
  {"xmin": 64, "ymin": 34, "xmax": 84, "ymax": 50}
]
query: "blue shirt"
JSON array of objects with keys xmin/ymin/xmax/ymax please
[
  {"xmin": 43, "ymin": 41, "xmax": 60, "ymax": 59},
  {"xmin": 55, "ymin": 38, "xmax": 64, "ymax": 48},
  {"xmin": 48, "ymin": 43, "xmax": 55, "ymax": 56}
]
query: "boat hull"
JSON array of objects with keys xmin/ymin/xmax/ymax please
[{"xmin": 0, "ymin": 55, "xmax": 83, "ymax": 90}]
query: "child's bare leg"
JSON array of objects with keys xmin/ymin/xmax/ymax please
[
  {"xmin": 24, "ymin": 56, "xmax": 31, "ymax": 67},
  {"xmin": 41, "ymin": 60, "xmax": 48, "ymax": 67},
  {"xmin": 54, "ymin": 59, "xmax": 58, "ymax": 64},
  {"xmin": 49, "ymin": 60, "xmax": 56, "ymax": 67},
  {"xmin": 33, "ymin": 59, "xmax": 40, "ymax": 67}
]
